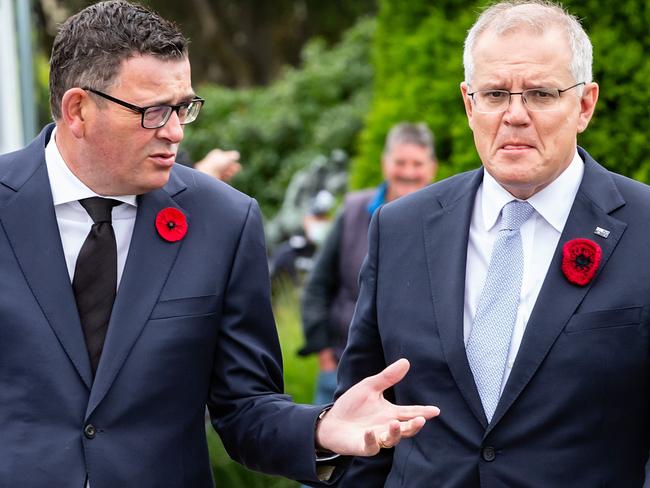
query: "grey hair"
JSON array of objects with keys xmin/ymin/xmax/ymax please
[
  {"xmin": 463, "ymin": 1, "xmax": 592, "ymax": 87},
  {"xmin": 49, "ymin": 1, "xmax": 188, "ymax": 120},
  {"xmin": 383, "ymin": 122, "xmax": 436, "ymax": 160}
]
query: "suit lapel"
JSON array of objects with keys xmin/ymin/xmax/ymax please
[
  {"xmin": 1, "ymin": 127, "xmax": 192, "ymax": 414},
  {"xmin": 86, "ymin": 172, "xmax": 188, "ymax": 418},
  {"xmin": 424, "ymin": 169, "xmax": 488, "ymax": 427},
  {"xmin": 488, "ymin": 151, "xmax": 626, "ymax": 432},
  {"xmin": 0, "ymin": 126, "xmax": 93, "ymax": 388}
]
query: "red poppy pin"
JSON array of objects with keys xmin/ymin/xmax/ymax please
[
  {"xmin": 155, "ymin": 207, "xmax": 188, "ymax": 242},
  {"xmin": 561, "ymin": 238, "xmax": 602, "ymax": 286}
]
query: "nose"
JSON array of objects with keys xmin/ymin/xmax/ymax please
[
  {"xmin": 156, "ymin": 110, "xmax": 184, "ymax": 143},
  {"xmin": 402, "ymin": 164, "xmax": 420, "ymax": 179},
  {"xmin": 503, "ymin": 93, "xmax": 531, "ymax": 126}
]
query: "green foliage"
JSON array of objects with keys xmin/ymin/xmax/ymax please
[
  {"xmin": 207, "ymin": 283, "xmax": 317, "ymax": 487},
  {"xmin": 183, "ymin": 18, "xmax": 374, "ymax": 218},
  {"xmin": 34, "ymin": 51, "xmax": 52, "ymax": 127},
  {"xmin": 563, "ymin": 0, "xmax": 650, "ymax": 180},
  {"xmin": 270, "ymin": 281, "xmax": 318, "ymax": 405},
  {"xmin": 351, "ymin": 0, "xmax": 650, "ymax": 188},
  {"xmin": 350, "ymin": 1, "xmax": 479, "ymax": 188}
]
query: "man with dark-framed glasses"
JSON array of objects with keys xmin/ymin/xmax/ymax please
[
  {"xmin": 335, "ymin": 1, "xmax": 650, "ymax": 486},
  {"xmin": 82, "ymin": 87, "xmax": 204, "ymax": 129},
  {"xmin": 0, "ymin": 1, "xmax": 438, "ymax": 487}
]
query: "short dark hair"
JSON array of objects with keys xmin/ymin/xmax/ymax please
[{"xmin": 49, "ymin": 0, "xmax": 188, "ymax": 120}]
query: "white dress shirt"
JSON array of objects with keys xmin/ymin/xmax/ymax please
[
  {"xmin": 45, "ymin": 130, "xmax": 138, "ymax": 488},
  {"xmin": 463, "ymin": 151, "xmax": 584, "ymax": 393},
  {"xmin": 45, "ymin": 128, "xmax": 138, "ymax": 287}
]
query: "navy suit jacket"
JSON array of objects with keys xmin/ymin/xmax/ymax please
[
  {"xmin": 0, "ymin": 125, "xmax": 330, "ymax": 487},
  {"xmin": 336, "ymin": 147, "xmax": 650, "ymax": 487}
]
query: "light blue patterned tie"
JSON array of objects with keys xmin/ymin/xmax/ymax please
[{"xmin": 466, "ymin": 200, "xmax": 535, "ymax": 422}]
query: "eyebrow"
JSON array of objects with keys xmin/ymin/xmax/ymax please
[
  {"xmin": 471, "ymin": 81, "xmax": 508, "ymax": 90},
  {"xmin": 473, "ymin": 80, "xmax": 562, "ymax": 91},
  {"xmin": 143, "ymin": 93, "xmax": 199, "ymax": 106}
]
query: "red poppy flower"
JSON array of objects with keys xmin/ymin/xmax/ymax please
[
  {"xmin": 561, "ymin": 238, "xmax": 602, "ymax": 286},
  {"xmin": 155, "ymin": 207, "xmax": 188, "ymax": 242}
]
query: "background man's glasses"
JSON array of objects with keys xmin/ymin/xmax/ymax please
[
  {"xmin": 83, "ymin": 88, "xmax": 205, "ymax": 129},
  {"xmin": 468, "ymin": 82, "xmax": 586, "ymax": 113}
]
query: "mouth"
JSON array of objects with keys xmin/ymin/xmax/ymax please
[
  {"xmin": 394, "ymin": 179, "xmax": 420, "ymax": 185},
  {"xmin": 499, "ymin": 141, "xmax": 535, "ymax": 151},
  {"xmin": 149, "ymin": 152, "xmax": 177, "ymax": 167}
]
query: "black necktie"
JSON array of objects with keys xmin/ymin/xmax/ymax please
[{"xmin": 73, "ymin": 197, "xmax": 120, "ymax": 376}]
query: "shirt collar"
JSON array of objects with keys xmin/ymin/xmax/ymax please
[
  {"xmin": 366, "ymin": 182, "xmax": 387, "ymax": 215},
  {"xmin": 45, "ymin": 127, "xmax": 137, "ymax": 207},
  {"xmin": 481, "ymin": 150, "xmax": 584, "ymax": 232}
]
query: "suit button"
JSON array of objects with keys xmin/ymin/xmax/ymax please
[
  {"xmin": 84, "ymin": 424, "xmax": 96, "ymax": 439},
  {"xmin": 482, "ymin": 446, "xmax": 496, "ymax": 462}
]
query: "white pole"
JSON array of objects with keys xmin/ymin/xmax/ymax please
[
  {"xmin": 0, "ymin": 0, "xmax": 24, "ymax": 155},
  {"xmin": 16, "ymin": 0, "xmax": 36, "ymax": 142}
]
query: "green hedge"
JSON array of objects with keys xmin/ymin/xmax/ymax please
[
  {"xmin": 183, "ymin": 18, "xmax": 374, "ymax": 218},
  {"xmin": 351, "ymin": 0, "xmax": 649, "ymax": 188}
]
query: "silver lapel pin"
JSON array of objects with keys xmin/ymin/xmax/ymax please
[{"xmin": 594, "ymin": 227, "xmax": 610, "ymax": 238}]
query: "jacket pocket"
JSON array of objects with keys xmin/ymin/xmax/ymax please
[
  {"xmin": 149, "ymin": 294, "xmax": 219, "ymax": 320},
  {"xmin": 564, "ymin": 306, "xmax": 642, "ymax": 333}
]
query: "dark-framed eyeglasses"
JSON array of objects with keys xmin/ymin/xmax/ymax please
[
  {"xmin": 83, "ymin": 87, "xmax": 205, "ymax": 129},
  {"xmin": 468, "ymin": 82, "xmax": 586, "ymax": 113}
]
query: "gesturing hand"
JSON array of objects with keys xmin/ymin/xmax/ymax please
[
  {"xmin": 194, "ymin": 149, "xmax": 242, "ymax": 182},
  {"xmin": 314, "ymin": 358, "xmax": 440, "ymax": 456}
]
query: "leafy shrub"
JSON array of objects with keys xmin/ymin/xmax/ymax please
[
  {"xmin": 351, "ymin": 0, "xmax": 649, "ymax": 188},
  {"xmin": 568, "ymin": 0, "xmax": 650, "ymax": 180},
  {"xmin": 183, "ymin": 18, "xmax": 375, "ymax": 218}
]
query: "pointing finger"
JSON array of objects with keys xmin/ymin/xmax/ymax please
[{"xmin": 394, "ymin": 404, "xmax": 440, "ymax": 420}]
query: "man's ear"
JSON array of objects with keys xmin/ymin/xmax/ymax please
[
  {"xmin": 460, "ymin": 81, "xmax": 474, "ymax": 130},
  {"xmin": 60, "ymin": 88, "xmax": 92, "ymax": 138},
  {"xmin": 577, "ymin": 82, "xmax": 599, "ymax": 134}
]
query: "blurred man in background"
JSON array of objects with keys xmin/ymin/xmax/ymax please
[
  {"xmin": 299, "ymin": 122, "xmax": 437, "ymax": 404},
  {"xmin": 270, "ymin": 189, "xmax": 335, "ymax": 285}
]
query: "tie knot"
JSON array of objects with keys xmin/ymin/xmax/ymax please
[
  {"xmin": 79, "ymin": 197, "xmax": 120, "ymax": 224},
  {"xmin": 499, "ymin": 200, "xmax": 534, "ymax": 231}
]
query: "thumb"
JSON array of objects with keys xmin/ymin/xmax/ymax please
[
  {"xmin": 364, "ymin": 358, "xmax": 410, "ymax": 393},
  {"xmin": 222, "ymin": 150, "xmax": 240, "ymax": 161}
]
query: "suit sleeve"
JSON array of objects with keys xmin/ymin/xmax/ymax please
[
  {"xmin": 334, "ymin": 207, "xmax": 394, "ymax": 486},
  {"xmin": 207, "ymin": 199, "xmax": 344, "ymax": 484}
]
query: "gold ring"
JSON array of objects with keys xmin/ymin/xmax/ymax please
[{"xmin": 378, "ymin": 438, "xmax": 391, "ymax": 449}]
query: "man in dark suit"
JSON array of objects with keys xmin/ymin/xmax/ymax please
[
  {"xmin": 336, "ymin": 1, "xmax": 650, "ymax": 486},
  {"xmin": 0, "ymin": 2, "xmax": 438, "ymax": 487}
]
